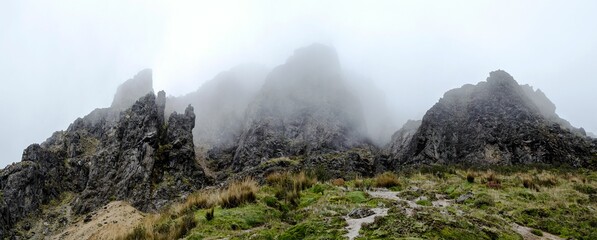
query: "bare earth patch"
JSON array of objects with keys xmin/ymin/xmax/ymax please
[
  {"xmin": 511, "ymin": 223, "xmax": 564, "ymax": 240},
  {"xmin": 344, "ymin": 208, "xmax": 388, "ymax": 240},
  {"xmin": 51, "ymin": 201, "xmax": 144, "ymax": 240}
]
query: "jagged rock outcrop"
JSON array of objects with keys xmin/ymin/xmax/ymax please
[
  {"xmin": 73, "ymin": 92, "xmax": 207, "ymax": 214},
  {"xmin": 166, "ymin": 64, "xmax": 268, "ymax": 150},
  {"xmin": 388, "ymin": 70, "xmax": 597, "ymax": 168},
  {"xmin": 231, "ymin": 44, "xmax": 368, "ymax": 171},
  {"xmin": 386, "ymin": 120, "xmax": 422, "ymax": 157},
  {"xmin": 111, "ymin": 69, "xmax": 153, "ymax": 110},
  {"xmin": 0, "ymin": 72, "xmax": 208, "ymax": 238}
]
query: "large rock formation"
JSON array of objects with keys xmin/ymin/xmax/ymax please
[
  {"xmin": 344, "ymin": 72, "xmax": 400, "ymax": 146},
  {"xmin": 388, "ymin": 70, "xmax": 597, "ymax": 168},
  {"xmin": 0, "ymin": 70, "xmax": 208, "ymax": 239},
  {"xmin": 231, "ymin": 44, "xmax": 368, "ymax": 171},
  {"xmin": 111, "ymin": 69, "xmax": 154, "ymax": 110},
  {"xmin": 166, "ymin": 64, "xmax": 268, "ymax": 150}
]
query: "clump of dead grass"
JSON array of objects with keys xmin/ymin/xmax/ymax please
[{"xmin": 374, "ymin": 172, "xmax": 401, "ymax": 188}]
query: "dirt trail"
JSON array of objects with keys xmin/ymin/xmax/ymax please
[
  {"xmin": 344, "ymin": 208, "xmax": 388, "ymax": 240},
  {"xmin": 367, "ymin": 189, "xmax": 452, "ymax": 216},
  {"xmin": 511, "ymin": 223, "xmax": 564, "ymax": 240},
  {"xmin": 51, "ymin": 201, "xmax": 144, "ymax": 240},
  {"xmin": 365, "ymin": 188, "xmax": 563, "ymax": 240}
]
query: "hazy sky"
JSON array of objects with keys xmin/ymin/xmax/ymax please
[{"xmin": 1, "ymin": 0, "xmax": 596, "ymax": 168}]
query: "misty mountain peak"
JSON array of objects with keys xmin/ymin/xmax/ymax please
[
  {"xmin": 487, "ymin": 69, "xmax": 517, "ymax": 86},
  {"xmin": 232, "ymin": 44, "xmax": 368, "ymax": 171},
  {"xmin": 111, "ymin": 69, "xmax": 154, "ymax": 110},
  {"xmin": 282, "ymin": 43, "xmax": 341, "ymax": 79}
]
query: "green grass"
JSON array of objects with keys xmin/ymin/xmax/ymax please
[
  {"xmin": 118, "ymin": 167, "xmax": 597, "ymax": 240},
  {"xmin": 415, "ymin": 199, "xmax": 432, "ymax": 206}
]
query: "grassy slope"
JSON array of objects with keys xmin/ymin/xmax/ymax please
[{"xmin": 121, "ymin": 167, "xmax": 597, "ymax": 240}]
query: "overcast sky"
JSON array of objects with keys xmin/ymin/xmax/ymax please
[{"xmin": 1, "ymin": 0, "xmax": 596, "ymax": 168}]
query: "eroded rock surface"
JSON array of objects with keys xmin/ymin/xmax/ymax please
[
  {"xmin": 166, "ymin": 64, "xmax": 268, "ymax": 151},
  {"xmin": 232, "ymin": 44, "xmax": 369, "ymax": 171},
  {"xmin": 111, "ymin": 69, "xmax": 153, "ymax": 110},
  {"xmin": 0, "ymin": 71, "xmax": 208, "ymax": 239},
  {"xmin": 388, "ymin": 70, "xmax": 597, "ymax": 168}
]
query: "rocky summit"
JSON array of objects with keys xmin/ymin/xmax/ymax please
[
  {"xmin": 387, "ymin": 70, "xmax": 597, "ymax": 168},
  {"xmin": 166, "ymin": 64, "xmax": 268, "ymax": 151},
  {"xmin": 231, "ymin": 44, "xmax": 369, "ymax": 172},
  {"xmin": 0, "ymin": 71, "xmax": 209, "ymax": 239},
  {"xmin": 111, "ymin": 69, "xmax": 154, "ymax": 110}
]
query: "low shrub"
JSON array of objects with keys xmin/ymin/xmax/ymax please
[
  {"xmin": 205, "ymin": 207, "xmax": 214, "ymax": 221},
  {"xmin": 220, "ymin": 178, "xmax": 258, "ymax": 208},
  {"xmin": 120, "ymin": 212, "xmax": 197, "ymax": 240},
  {"xmin": 520, "ymin": 172, "xmax": 559, "ymax": 191},
  {"xmin": 178, "ymin": 190, "xmax": 217, "ymax": 213},
  {"xmin": 173, "ymin": 213, "xmax": 196, "ymax": 239},
  {"xmin": 535, "ymin": 172, "xmax": 558, "ymax": 187},
  {"xmin": 466, "ymin": 173, "xmax": 475, "ymax": 183},
  {"xmin": 311, "ymin": 184, "xmax": 325, "ymax": 195},
  {"xmin": 294, "ymin": 171, "xmax": 315, "ymax": 191},
  {"xmin": 123, "ymin": 225, "xmax": 147, "ymax": 240},
  {"xmin": 531, "ymin": 229, "xmax": 543, "ymax": 236},
  {"xmin": 486, "ymin": 181, "xmax": 502, "ymax": 189},
  {"xmin": 416, "ymin": 199, "xmax": 432, "ymax": 206},
  {"xmin": 482, "ymin": 170, "xmax": 501, "ymax": 184},
  {"xmin": 266, "ymin": 171, "xmax": 315, "ymax": 206},
  {"xmin": 522, "ymin": 177, "xmax": 539, "ymax": 191},
  {"xmin": 374, "ymin": 172, "xmax": 400, "ymax": 188},
  {"xmin": 331, "ymin": 178, "xmax": 345, "ymax": 187}
]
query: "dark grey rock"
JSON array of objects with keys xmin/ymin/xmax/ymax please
[
  {"xmin": 348, "ymin": 208, "xmax": 375, "ymax": 219},
  {"xmin": 111, "ymin": 69, "xmax": 153, "ymax": 110},
  {"xmin": 166, "ymin": 64, "xmax": 268, "ymax": 151},
  {"xmin": 231, "ymin": 44, "xmax": 369, "ymax": 172},
  {"xmin": 387, "ymin": 70, "xmax": 597, "ymax": 168},
  {"xmin": 456, "ymin": 191, "xmax": 474, "ymax": 204},
  {"xmin": 0, "ymin": 71, "xmax": 209, "ymax": 238}
]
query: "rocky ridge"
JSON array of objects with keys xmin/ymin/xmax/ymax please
[
  {"xmin": 387, "ymin": 70, "xmax": 597, "ymax": 168},
  {"xmin": 0, "ymin": 71, "xmax": 209, "ymax": 239},
  {"xmin": 230, "ymin": 44, "xmax": 369, "ymax": 172},
  {"xmin": 166, "ymin": 64, "xmax": 268, "ymax": 151}
]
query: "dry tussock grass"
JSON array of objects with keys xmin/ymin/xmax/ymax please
[
  {"xmin": 374, "ymin": 172, "xmax": 400, "ymax": 188},
  {"xmin": 220, "ymin": 178, "xmax": 259, "ymax": 208},
  {"xmin": 331, "ymin": 178, "xmax": 345, "ymax": 186},
  {"xmin": 118, "ymin": 178, "xmax": 259, "ymax": 240},
  {"xmin": 265, "ymin": 171, "xmax": 315, "ymax": 206}
]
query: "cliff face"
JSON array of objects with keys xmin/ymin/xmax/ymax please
[
  {"xmin": 0, "ymin": 71, "xmax": 208, "ymax": 238},
  {"xmin": 388, "ymin": 70, "xmax": 597, "ymax": 168},
  {"xmin": 110, "ymin": 69, "xmax": 154, "ymax": 110},
  {"xmin": 166, "ymin": 64, "xmax": 268, "ymax": 150},
  {"xmin": 231, "ymin": 44, "xmax": 368, "ymax": 171}
]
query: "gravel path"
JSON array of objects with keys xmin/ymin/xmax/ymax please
[{"xmin": 344, "ymin": 208, "xmax": 388, "ymax": 240}]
